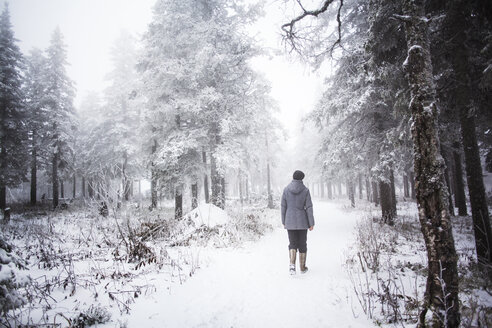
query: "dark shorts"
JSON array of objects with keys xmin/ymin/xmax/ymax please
[{"xmin": 287, "ymin": 229, "xmax": 308, "ymax": 253}]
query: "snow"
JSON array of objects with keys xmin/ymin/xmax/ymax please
[
  {"xmin": 184, "ymin": 203, "xmax": 229, "ymax": 227},
  {"xmin": 108, "ymin": 201, "xmax": 373, "ymax": 327}
]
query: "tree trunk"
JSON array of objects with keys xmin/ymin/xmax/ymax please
[
  {"xmin": 371, "ymin": 180, "xmax": 379, "ymax": 206},
  {"xmin": 403, "ymin": 173, "xmax": 410, "ymax": 198},
  {"xmin": 72, "ymin": 174, "xmax": 76, "ymax": 199},
  {"xmin": 401, "ymin": 1, "xmax": 460, "ymax": 325},
  {"xmin": 409, "ymin": 171, "xmax": 416, "ymax": 199},
  {"xmin": 82, "ymin": 176, "xmax": 86, "ymax": 198},
  {"xmin": 348, "ymin": 179, "xmax": 355, "ymax": 208},
  {"xmin": 52, "ymin": 151, "xmax": 59, "ymax": 209},
  {"xmin": 151, "ymin": 139, "xmax": 158, "ymax": 209},
  {"xmin": 122, "ymin": 152, "xmax": 130, "ymax": 201},
  {"xmin": 0, "ymin": 185, "xmax": 5, "ymax": 211},
  {"xmin": 379, "ymin": 180, "xmax": 393, "ymax": 225},
  {"xmin": 358, "ymin": 174, "xmax": 363, "ymax": 200},
  {"xmin": 443, "ymin": 0, "xmax": 492, "ymax": 268},
  {"xmin": 390, "ymin": 169, "xmax": 397, "ymax": 216},
  {"xmin": 30, "ymin": 135, "xmax": 37, "ymax": 205},
  {"xmin": 88, "ymin": 179, "xmax": 94, "ymax": 198},
  {"xmin": 60, "ymin": 179, "xmax": 64, "ymax": 199},
  {"xmin": 365, "ymin": 177, "xmax": 370, "ymax": 201},
  {"xmin": 202, "ymin": 151, "xmax": 210, "ymax": 203},
  {"xmin": 452, "ymin": 145, "xmax": 467, "ymax": 216},
  {"xmin": 191, "ymin": 182, "xmax": 198, "ymax": 210},
  {"xmin": 210, "ymin": 124, "xmax": 225, "ymax": 209},
  {"xmin": 267, "ymin": 162, "xmax": 274, "ymax": 209},
  {"xmin": 175, "ymin": 184, "xmax": 183, "ymax": 219},
  {"xmin": 441, "ymin": 147, "xmax": 455, "ymax": 216},
  {"xmin": 326, "ymin": 180, "xmax": 332, "ymax": 199},
  {"xmin": 337, "ymin": 181, "xmax": 342, "ymax": 197}
]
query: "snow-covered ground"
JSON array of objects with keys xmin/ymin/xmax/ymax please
[{"xmin": 112, "ymin": 200, "xmax": 373, "ymax": 327}]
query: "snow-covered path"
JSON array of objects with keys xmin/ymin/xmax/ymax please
[{"xmin": 124, "ymin": 201, "xmax": 374, "ymax": 327}]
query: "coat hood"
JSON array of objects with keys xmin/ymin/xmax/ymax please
[{"xmin": 286, "ymin": 180, "xmax": 306, "ymax": 195}]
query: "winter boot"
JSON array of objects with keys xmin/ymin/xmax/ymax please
[
  {"xmin": 289, "ymin": 249, "xmax": 297, "ymax": 275},
  {"xmin": 299, "ymin": 252, "xmax": 308, "ymax": 274}
]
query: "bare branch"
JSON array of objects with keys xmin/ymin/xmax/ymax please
[{"xmin": 281, "ymin": 0, "xmax": 344, "ymax": 58}]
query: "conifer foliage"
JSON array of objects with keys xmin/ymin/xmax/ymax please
[{"xmin": 0, "ymin": 4, "xmax": 28, "ymax": 210}]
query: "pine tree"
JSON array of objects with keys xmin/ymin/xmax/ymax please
[
  {"xmin": 43, "ymin": 27, "xmax": 75, "ymax": 209},
  {"xmin": 0, "ymin": 4, "xmax": 28, "ymax": 210},
  {"xmin": 24, "ymin": 48, "xmax": 48, "ymax": 205}
]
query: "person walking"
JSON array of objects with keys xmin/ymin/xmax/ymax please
[{"xmin": 281, "ymin": 170, "xmax": 315, "ymax": 275}]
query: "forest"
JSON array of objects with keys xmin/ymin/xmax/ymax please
[{"xmin": 0, "ymin": 0, "xmax": 491, "ymax": 327}]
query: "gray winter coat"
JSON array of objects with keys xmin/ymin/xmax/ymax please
[{"xmin": 281, "ymin": 180, "xmax": 315, "ymax": 230}]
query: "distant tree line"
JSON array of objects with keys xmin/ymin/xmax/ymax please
[{"xmin": 0, "ymin": 0, "xmax": 281, "ymax": 220}]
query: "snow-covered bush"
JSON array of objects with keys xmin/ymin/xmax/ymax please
[
  {"xmin": 69, "ymin": 304, "xmax": 111, "ymax": 327},
  {"xmin": 345, "ymin": 214, "xmax": 423, "ymax": 325},
  {"xmin": 0, "ymin": 236, "xmax": 27, "ymax": 316}
]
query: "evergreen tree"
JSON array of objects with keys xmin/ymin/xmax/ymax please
[
  {"xmin": 24, "ymin": 48, "xmax": 48, "ymax": 205},
  {"xmin": 0, "ymin": 4, "xmax": 28, "ymax": 210},
  {"xmin": 43, "ymin": 27, "xmax": 75, "ymax": 209}
]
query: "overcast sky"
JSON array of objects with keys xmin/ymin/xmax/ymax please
[{"xmin": 7, "ymin": 0, "xmax": 325, "ymax": 133}]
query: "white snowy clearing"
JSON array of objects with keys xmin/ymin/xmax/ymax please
[{"xmin": 115, "ymin": 200, "xmax": 373, "ymax": 327}]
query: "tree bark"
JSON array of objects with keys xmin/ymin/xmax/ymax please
[
  {"xmin": 72, "ymin": 174, "xmax": 76, "ymax": 199},
  {"xmin": 60, "ymin": 179, "xmax": 64, "ymax": 199},
  {"xmin": 390, "ymin": 169, "xmax": 397, "ymax": 216},
  {"xmin": 379, "ymin": 180, "xmax": 393, "ymax": 225},
  {"xmin": 175, "ymin": 184, "xmax": 183, "ymax": 219},
  {"xmin": 401, "ymin": 1, "xmax": 460, "ymax": 325},
  {"xmin": 452, "ymin": 145, "xmax": 467, "ymax": 216},
  {"xmin": 191, "ymin": 182, "xmax": 198, "ymax": 210},
  {"xmin": 441, "ymin": 147, "xmax": 455, "ymax": 216},
  {"xmin": 82, "ymin": 176, "xmax": 86, "ymax": 198}
]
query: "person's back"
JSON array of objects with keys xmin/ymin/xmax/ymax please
[{"xmin": 281, "ymin": 170, "xmax": 314, "ymax": 275}]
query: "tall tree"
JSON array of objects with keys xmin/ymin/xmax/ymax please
[
  {"xmin": 0, "ymin": 4, "xmax": 28, "ymax": 210},
  {"xmin": 43, "ymin": 27, "xmax": 75, "ymax": 209},
  {"xmin": 441, "ymin": 0, "xmax": 492, "ymax": 268},
  {"xmin": 398, "ymin": 0, "xmax": 460, "ymax": 326},
  {"xmin": 24, "ymin": 48, "xmax": 48, "ymax": 205},
  {"xmin": 140, "ymin": 0, "xmax": 271, "ymax": 214}
]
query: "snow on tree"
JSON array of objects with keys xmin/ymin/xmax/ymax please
[
  {"xmin": 43, "ymin": 27, "xmax": 76, "ymax": 208},
  {"xmin": 139, "ymin": 0, "xmax": 277, "ymax": 213},
  {"xmin": 0, "ymin": 4, "xmax": 28, "ymax": 210},
  {"xmin": 24, "ymin": 48, "xmax": 49, "ymax": 205}
]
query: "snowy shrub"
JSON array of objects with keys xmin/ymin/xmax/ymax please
[
  {"xmin": 346, "ymin": 214, "xmax": 423, "ymax": 325},
  {"xmin": 354, "ymin": 216, "xmax": 386, "ymax": 272},
  {"xmin": 69, "ymin": 304, "xmax": 111, "ymax": 327},
  {"xmin": 0, "ymin": 236, "xmax": 27, "ymax": 316}
]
